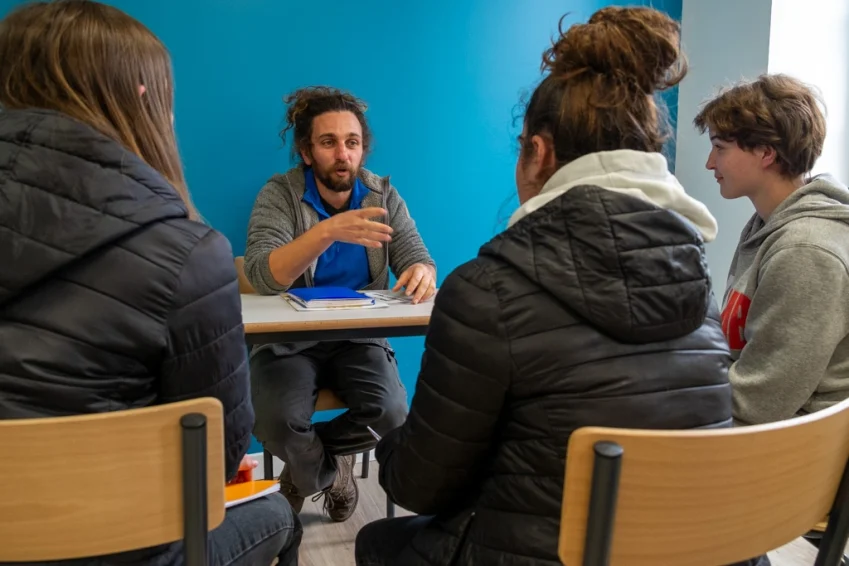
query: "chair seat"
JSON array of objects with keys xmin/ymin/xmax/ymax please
[
  {"xmin": 808, "ymin": 514, "xmax": 829, "ymax": 534},
  {"xmin": 315, "ymin": 389, "xmax": 345, "ymax": 412}
]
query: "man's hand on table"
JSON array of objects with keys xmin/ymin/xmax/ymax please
[{"xmin": 392, "ymin": 263, "xmax": 436, "ymax": 304}]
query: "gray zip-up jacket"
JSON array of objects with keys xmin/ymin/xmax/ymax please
[{"xmin": 244, "ymin": 166, "xmax": 434, "ymax": 354}]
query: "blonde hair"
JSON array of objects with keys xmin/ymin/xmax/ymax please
[{"xmin": 0, "ymin": 0, "xmax": 198, "ymax": 219}]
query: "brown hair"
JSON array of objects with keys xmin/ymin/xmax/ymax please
[
  {"xmin": 0, "ymin": 0, "xmax": 198, "ymax": 219},
  {"xmin": 280, "ymin": 86, "xmax": 372, "ymax": 165},
  {"xmin": 522, "ymin": 6, "xmax": 686, "ymax": 169},
  {"xmin": 694, "ymin": 74, "xmax": 826, "ymax": 178}
]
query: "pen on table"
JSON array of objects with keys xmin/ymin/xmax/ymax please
[{"xmin": 367, "ymin": 425, "xmax": 382, "ymax": 441}]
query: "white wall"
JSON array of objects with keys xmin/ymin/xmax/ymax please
[
  {"xmin": 768, "ymin": 0, "xmax": 849, "ymax": 183},
  {"xmin": 675, "ymin": 0, "xmax": 773, "ymax": 290}
]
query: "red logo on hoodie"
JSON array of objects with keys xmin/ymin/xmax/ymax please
[{"xmin": 721, "ymin": 290, "xmax": 752, "ymax": 350}]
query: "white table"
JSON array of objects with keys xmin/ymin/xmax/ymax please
[{"xmin": 240, "ymin": 294, "xmax": 434, "ymax": 345}]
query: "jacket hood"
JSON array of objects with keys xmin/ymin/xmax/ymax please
[
  {"xmin": 740, "ymin": 174, "xmax": 849, "ymax": 249},
  {"xmin": 0, "ymin": 108, "xmax": 188, "ymax": 306},
  {"xmin": 488, "ymin": 165, "xmax": 712, "ymax": 344},
  {"xmin": 509, "ymin": 150, "xmax": 719, "ymax": 242}
]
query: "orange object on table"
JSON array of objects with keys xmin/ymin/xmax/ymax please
[
  {"xmin": 228, "ymin": 467, "xmax": 253, "ymax": 485},
  {"xmin": 225, "ymin": 480, "xmax": 280, "ymax": 508}
]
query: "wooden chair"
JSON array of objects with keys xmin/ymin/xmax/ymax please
[
  {"xmin": 559, "ymin": 397, "xmax": 849, "ymax": 566},
  {"xmin": 235, "ymin": 257, "xmax": 393, "ymax": 517},
  {"xmin": 0, "ymin": 398, "xmax": 225, "ymax": 566}
]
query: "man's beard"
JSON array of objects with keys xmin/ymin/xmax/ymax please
[{"xmin": 314, "ymin": 161, "xmax": 359, "ymax": 193}]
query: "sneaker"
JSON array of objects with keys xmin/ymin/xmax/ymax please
[
  {"xmin": 316, "ymin": 455, "xmax": 359, "ymax": 522},
  {"xmin": 278, "ymin": 465, "xmax": 305, "ymax": 514}
]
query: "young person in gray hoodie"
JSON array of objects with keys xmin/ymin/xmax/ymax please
[{"xmin": 695, "ymin": 74, "xmax": 849, "ymax": 426}]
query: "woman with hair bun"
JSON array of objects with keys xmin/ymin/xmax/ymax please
[{"xmin": 356, "ymin": 6, "xmax": 768, "ymax": 566}]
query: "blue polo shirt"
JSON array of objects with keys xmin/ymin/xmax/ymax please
[{"xmin": 302, "ymin": 168, "xmax": 371, "ymax": 290}]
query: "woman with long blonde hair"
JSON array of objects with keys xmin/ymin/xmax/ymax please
[{"xmin": 0, "ymin": 1, "xmax": 301, "ymax": 564}]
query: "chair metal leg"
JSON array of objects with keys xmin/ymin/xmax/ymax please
[
  {"xmin": 362, "ymin": 450, "xmax": 370, "ymax": 478},
  {"xmin": 808, "ymin": 538, "xmax": 849, "ymax": 566},
  {"xmin": 817, "ymin": 544, "xmax": 849, "ymax": 565},
  {"xmin": 386, "ymin": 496, "xmax": 395, "ymax": 518},
  {"xmin": 804, "ymin": 531, "xmax": 849, "ymax": 565},
  {"xmin": 181, "ymin": 414, "xmax": 209, "ymax": 566},
  {"xmin": 815, "ymin": 459, "xmax": 849, "ymax": 566},
  {"xmin": 263, "ymin": 448, "xmax": 273, "ymax": 480},
  {"xmin": 583, "ymin": 441, "xmax": 624, "ymax": 566}
]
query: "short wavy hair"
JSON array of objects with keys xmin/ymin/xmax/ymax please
[{"xmin": 694, "ymin": 74, "xmax": 826, "ymax": 178}]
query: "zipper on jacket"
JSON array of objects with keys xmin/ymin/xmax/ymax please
[
  {"xmin": 382, "ymin": 177, "xmax": 390, "ymax": 274},
  {"xmin": 291, "ymin": 175, "xmax": 315, "ymax": 287},
  {"xmin": 448, "ymin": 511, "xmax": 475, "ymax": 566}
]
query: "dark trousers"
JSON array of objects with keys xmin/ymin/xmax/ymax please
[
  {"xmin": 251, "ymin": 341, "xmax": 408, "ymax": 496},
  {"xmin": 355, "ymin": 515, "xmax": 773, "ymax": 566},
  {"xmin": 5, "ymin": 494, "xmax": 302, "ymax": 566}
]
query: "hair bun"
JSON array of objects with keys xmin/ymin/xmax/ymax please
[{"xmin": 543, "ymin": 6, "xmax": 686, "ymax": 95}]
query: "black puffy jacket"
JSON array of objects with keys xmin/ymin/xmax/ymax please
[
  {"xmin": 377, "ymin": 185, "xmax": 734, "ymax": 565},
  {"xmin": 0, "ymin": 109, "xmax": 253, "ymax": 481}
]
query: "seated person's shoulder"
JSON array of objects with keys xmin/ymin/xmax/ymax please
[
  {"xmin": 442, "ymin": 256, "xmax": 498, "ymax": 297},
  {"xmin": 359, "ymin": 168, "xmax": 387, "ymax": 190},
  {"xmin": 770, "ymin": 218, "xmax": 849, "ymax": 268},
  {"xmin": 158, "ymin": 218, "xmax": 236, "ymax": 281},
  {"xmin": 253, "ymin": 170, "xmax": 304, "ymax": 207},
  {"xmin": 160, "ymin": 216, "xmax": 219, "ymax": 246},
  {"xmin": 360, "ymin": 168, "xmax": 404, "ymax": 202}
]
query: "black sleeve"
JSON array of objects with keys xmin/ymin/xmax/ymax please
[
  {"xmin": 159, "ymin": 229, "xmax": 254, "ymax": 481},
  {"xmin": 376, "ymin": 259, "xmax": 511, "ymax": 514}
]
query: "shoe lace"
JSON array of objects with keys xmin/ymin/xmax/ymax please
[
  {"xmin": 311, "ymin": 489, "xmax": 335, "ymax": 515},
  {"xmin": 310, "ymin": 455, "xmax": 355, "ymax": 516}
]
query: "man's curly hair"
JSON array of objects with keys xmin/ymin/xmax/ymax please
[{"xmin": 280, "ymin": 86, "xmax": 372, "ymax": 164}]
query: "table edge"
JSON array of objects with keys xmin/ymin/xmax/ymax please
[{"xmin": 243, "ymin": 315, "xmax": 431, "ymax": 334}]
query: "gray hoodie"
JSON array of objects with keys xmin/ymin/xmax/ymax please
[{"xmin": 724, "ymin": 175, "xmax": 849, "ymax": 425}]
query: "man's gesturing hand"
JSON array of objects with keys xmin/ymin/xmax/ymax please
[{"xmin": 321, "ymin": 207, "xmax": 393, "ymax": 248}]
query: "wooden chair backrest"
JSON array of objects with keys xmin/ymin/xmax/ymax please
[
  {"xmin": 0, "ymin": 398, "xmax": 225, "ymax": 561},
  {"xmin": 234, "ymin": 256, "xmax": 256, "ymax": 294},
  {"xmin": 560, "ymin": 398, "xmax": 849, "ymax": 566}
]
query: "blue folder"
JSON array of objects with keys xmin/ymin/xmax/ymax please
[{"xmin": 286, "ymin": 286, "xmax": 374, "ymax": 308}]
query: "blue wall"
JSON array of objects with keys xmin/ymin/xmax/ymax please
[{"xmin": 2, "ymin": 0, "xmax": 682, "ymax": 451}]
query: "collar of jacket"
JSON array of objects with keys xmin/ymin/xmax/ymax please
[{"xmin": 508, "ymin": 149, "xmax": 718, "ymax": 242}]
